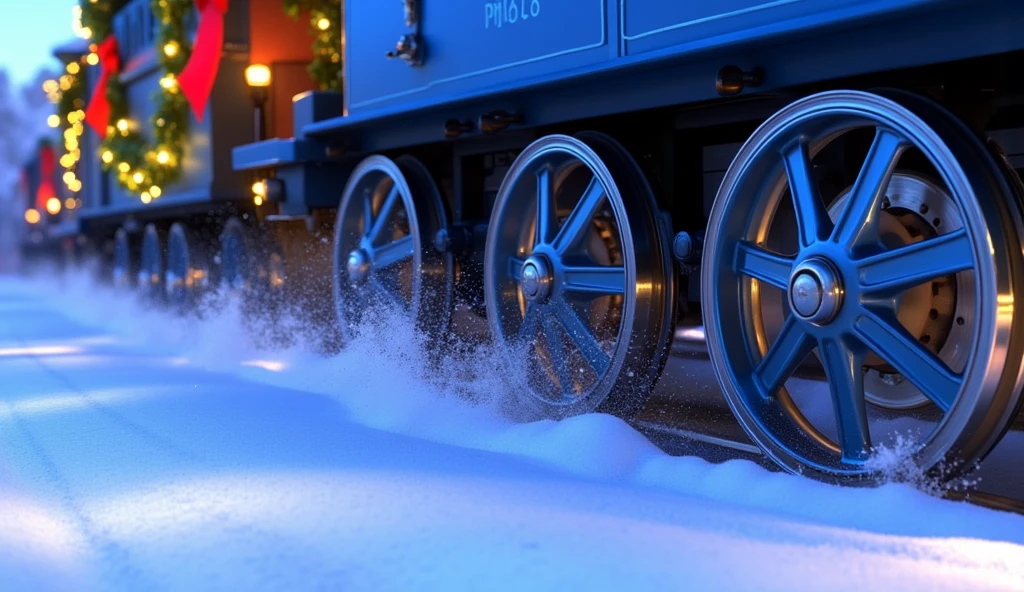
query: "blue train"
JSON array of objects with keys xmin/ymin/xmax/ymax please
[{"xmin": 37, "ymin": 0, "xmax": 1024, "ymax": 499}]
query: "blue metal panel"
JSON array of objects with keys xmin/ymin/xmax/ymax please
[
  {"xmin": 345, "ymin": 0, "xmax": 611, "ymax": 111},
  {"xmin": 621, "ymin": 0, "xmax": 944, "ymax": 55}
]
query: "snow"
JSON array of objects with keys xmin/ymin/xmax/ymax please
[{"xmin": 1, "ymin": 270, "xmax": 1023, "ymax": 590}]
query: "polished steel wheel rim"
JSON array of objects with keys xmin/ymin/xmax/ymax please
[
  {"xmin": 484, "ymin": 133, "xmax": 674, "ymax": 420},
  {"xmin": 332, "ymin": 155, "xmax": 452, "ymax": 341},
  {"xmin": 702, "ymin": 90, "xmax": 1024, "ymax": 481}
]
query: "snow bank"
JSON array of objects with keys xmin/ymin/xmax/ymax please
[{"xmin": 11, "ymin": 268, "xmax": 1024, "ymax": 547}]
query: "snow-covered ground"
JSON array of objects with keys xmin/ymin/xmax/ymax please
[{"xmin": 1, "ymin": 272, "xmax": 1023, "ymax": 591}]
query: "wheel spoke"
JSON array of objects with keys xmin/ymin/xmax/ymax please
[
  {"xmin": 371, "ymin": 278, "xmax": 406, "ymax": 310},
  {"xmin": 782, "ymin": 140, "xmax": 832, "ymax": 248},
  {"xmin": 368, "ymin": 184, "xmax": 401, "ymax": 243},
  {"xmin": 734, "ymin": 242, "xmax": 794, "ymax": 290},
  {"xmin": 542, "ymin": 315, "xmax": 573, "ymax": 393},
  {"xmin": 373, "ymin": 235, "xmax": 414, "ymax": 269},
  {"xmin": 831, "ymin": 129, "xmax": 907, "ymax": 249},
  {"xmin": 509, "ymin": 257, "xmax": 525, "ymax": 281},
  {"xmin": 553, "ymin": 176, "xmax": 605, "ymax": 255},
  {"xmin": 562, "ymin": 265, "xmax": 626, "ymax": 297},
  {"xmin": 819, "ymin": 336, "xmax": 871, "ymax": 463},
  {"xmin": 857, "ymin": 229, "xmax": 973, "ymax": 296},
  {"xmin": 552, "ymin": 300, "xmax": 610, "ymax": 376},
  {"xmin": 853, "ymin": 308, "xmax": 961, "ymax": 412},
  {"xmin": 518, "ymin": 307, "xmax": 541, "ymax": 343},
  {"xmin": 536, "ymin": 167, "xmax": 556, "ymax": 246},
  {"xmin": 755, "ymin": 316, "xmax": 815, "ymax": 397}
]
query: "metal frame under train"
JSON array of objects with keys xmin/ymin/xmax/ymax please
[{"xmin": 59, "ymin": 0, "xmax": 1024, "ymax": 509}]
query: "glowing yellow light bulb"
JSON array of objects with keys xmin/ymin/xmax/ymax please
[
  {"xmin": 317, "ymin": 18, "xmax": 330, "ymax": 30},
  {"xmin": 140, "ymin": 192, "xmax": 152, "ymax": 204},
  {"xmin": 156, "ymin": 150, "xmax": 170, "ymax": 164},
  {"xmin": 86, "ymin": 52, "xmax": 99, "ymax": 65},
  {"xmin": 116, "ymin": 119, "xmax": 129, "ymax": 132},
  {"xmin": 149, "ymin": 186, "xmax": 162, "ymax": 198},
  {"xmin": 46, "ymin": 197, "xmax": 62, "ymax": 215},
  {"xmin": 47, "ymin": 114, "xmax": 60, "ymax": 128},
  {"xmin": 252, "ymin": 181, "xmax": 267, "ymax": 197},
  {"xmin": 66, "ymin": 62, "xmax": 80, "ymax": 75},
  {"xmin": 101, "ymin": 150, "xmax": 114, "ymax": 164},
  {"xmin": 63, "ymin": 171, "xmax": 76, "ymax": 184},
  {"xmin": 132, "ymin": 171, "xmax": 144, "ymax": 184},
  {"xmin": 163, "ymin": 41, "xmax": 179, "ymax": 57},
  {"xmin": 65, "ymin": 197, "xmax": 77, "ymax": 210},
  {"xmin": 254, "ymin": 195, "xmax": 264, "ymax": 206},
  {"xmin": 160, "ymin": 74, "xmax": 177, "ymax": 90},
  {"xmin": 117, "ymin": 162, "xmax": 130, "ymax": 173},
  {"xmin": 24, "ymin": 209, "xmax": 40, "ymax": 224}
]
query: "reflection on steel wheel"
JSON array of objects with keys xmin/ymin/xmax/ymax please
[
  {"xmin": 484, "ymin": 133, "xmax": 674, "ymax": 421},
  {"xmin": 702, "ymin": 90, "xmax": 1024, "ymax": 483},
  {"xmin": 332, "ymin": 155, "xmax": 453, "ymax": 342}
]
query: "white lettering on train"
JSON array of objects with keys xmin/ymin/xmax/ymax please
[{"xmin": 485, "ymin": 0, "xmax": 540, "ymax": 29}]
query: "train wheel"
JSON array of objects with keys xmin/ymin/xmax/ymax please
[
  {"xmin": 138, "ymin": 223, "xmax": 165, "ymax": 303},
  {"xmin": 332, "ymin": 155, "xmax": 453, "ymax": 341},
  {"xmin": 166, "ymin": 222, "xmax": 210, "ymax": 312},
  {"xmin": 112, "ymin": 227, "xmax": 132, "ymax": 289},
  {"xmin": 702, "ymin": 90, "xmax": 1024, "ymax": 483},
  {"xmin": 220, "ymin": 217, "xmax": 257, "ymax": 292},
  {"xmin": 483, "ymin": 133, "xmax": 675, "ymax": 421}
]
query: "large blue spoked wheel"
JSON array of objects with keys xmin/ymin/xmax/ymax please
[
  {"xmin": 484, "ymin": 133, "xmax": 675, "ymax": 421},
  {"xmin": 702, "ymin": 90, "xmax": 1024, "ymax": 483},
  {"xmin": 332, "ymin": 155, "xmax": 453, "ymax": 342}
]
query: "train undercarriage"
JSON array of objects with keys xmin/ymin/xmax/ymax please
[{"xmin": 67, "ymin": 54, "xmax": 1024, "ymax": 508}]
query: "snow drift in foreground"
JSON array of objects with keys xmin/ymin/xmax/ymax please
[{"xmin": 16, "ymin": 268, "xmax": 1024, "ymax": 546}]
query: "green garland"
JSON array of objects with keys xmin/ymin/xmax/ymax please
[
  {"xmin": 79, "ymin": 0, "xmax": 192, "ymax": 201},
  {"xmin": 283, "ymin": 0, "xmax": 342, "ymax": 91}
]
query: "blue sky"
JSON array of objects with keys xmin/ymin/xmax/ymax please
[{"xmin": 0, "ymin": 1, "xmax": 79, "ymax": 84}]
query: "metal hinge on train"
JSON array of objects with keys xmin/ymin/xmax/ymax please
[{"xmin": 386, "ymin": 0, "xmax": 424, "ymax": 66}]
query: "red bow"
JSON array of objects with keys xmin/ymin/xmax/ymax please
[
  {"xmin": 35, "ymin": 144, "xmax": 57, "ymax": 210},
  {"xmin": 178, "ymin": 0, "xmax": 228, "ymax": 121},
  {"xmin": 84, "ymin": 36, "xmax": 121, "ymax": 137}
]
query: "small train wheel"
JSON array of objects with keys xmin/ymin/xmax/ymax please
[
  {"xmin": 112, "ymin": 227, "xmax": 133, "ymax": 289},
  {"xmin": 702, "ymin": 90, "xmax": 1024, "ymax": 482},
  {"xmin": 138, "ymin": 223, "xmax": 165, "ymax": 303},
  {"xmin": 483, "ymin": 133, "xmax": 675, "ymax": 421},
  {"xmin": 332, "ymin": 155, "xmax": 453, "ymax": 341},
  {"xmin": 166, "ymin": 222, "xmax": 210, "ymax": 312},
  {"xmin": 219, "ymin": 217, "xmax": 252, "ymax": 292}
]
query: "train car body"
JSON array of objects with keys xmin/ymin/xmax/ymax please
[{"xmin": 50, "ymin": 0, "xmax": 1024, "ymax": 507}]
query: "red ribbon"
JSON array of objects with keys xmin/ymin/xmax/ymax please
[
  {"xmin": 35, "ymin": 144, "xmax": 56, "ymax": 210},
  {"xmin": 178, "ymin": 0, "xmax": 228, "ymax": 121},
  {"xmin": 84, "ymin": 36, "xmax": 121, "ymax": 137}
]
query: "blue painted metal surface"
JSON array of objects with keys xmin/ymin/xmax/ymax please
[
  {"xmin": 343, "ymin": 0, "xmax": 945, "ymax": 115},
  {"xmin": 345, "ymin": 0, "xmax": 611, "ymax": 111}
]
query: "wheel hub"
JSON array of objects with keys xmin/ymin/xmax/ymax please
[
  {"xmin": 789, "ymin": 258, "xmax": 843, "ymax": 325},
  {"xmin": 347, "ymin": 249, "xmax": 371, "ymax": 284},
  {"xmin": 521, "ymin": 256, "xmax": 553, "ymax": 303}
]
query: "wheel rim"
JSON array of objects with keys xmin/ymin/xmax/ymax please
[
  {"xmin": 702, "ymin": 90, "xmax": 1024, "ymax": 481},
  {"xmin": 138, "ymin": 224, "xmax": 163, "ymax": 302},
  {"xmin": 166, "ymin": 223, "xmax": 205, "ymax": 309},
  {"xmin": 113, "ymin": 227, "xmax": 131, "ymax": 289},
  {"xmin": 332, "ymin": 155, "xmax": 452, "ymax": 341},
  {"xmin": 220, "ymin": 219, "xmax": 250, "ymax": 292},
  {"xmin": 484, "ymin": 133, "xmax": 674, "ymax": 420}
]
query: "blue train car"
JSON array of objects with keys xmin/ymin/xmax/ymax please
[{"xmin": 59, "ymin": 0, "xmax": 1024, "ymax": 496}]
